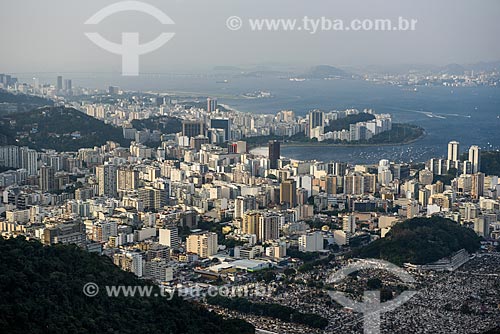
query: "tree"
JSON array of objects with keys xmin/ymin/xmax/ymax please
[
  {"xmin": 367, "ymin": 278, "xmax": 382, "ymax": 290},
  {"xmin": 0, "ymin": 237, "xmax": 254, "ymax": 334}
]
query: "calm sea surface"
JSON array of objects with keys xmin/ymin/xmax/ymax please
[{"xmin": 19, "ymin": 73, "xmax": 500, "ymax": 163}]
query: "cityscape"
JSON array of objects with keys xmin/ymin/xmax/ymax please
[{"xmin": 1, "ymin": 1, "xmax": 500, "ymax": 334}]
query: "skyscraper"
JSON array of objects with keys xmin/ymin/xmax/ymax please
[
  {"xmin": 39, "ymin": 165, "xmax": 56, "ymax": 193},
  {"xmin": 468, "ymin": 145, "xmax": 481, "ymax": 174},
  {"xmin": 20, "ymin": 146, "xmax": 38, "ymax": 176},
  {"xmin": 117, "ymin": 166, "xmax": 139, "ymax": 192},
  {"xmin": 210, "ymin": 118, "xmax": 231, "ymax": 141},
  {"xmin": 242, "ymin": 211, "xmax": 260, "ymax": 236},
  {"xmin": 471, "ymin": 172, "xmax": 485, "ymax": 199},
  {"xmin": 159, "ymin": 227, "xmax": 180, "ymax": 249},
  {"xmin": 258, "ymin": 213, "xmax": 280, "ymax": 242},
  {"xmin": 207, "ymin": 97, "xmax": 217, "ymax": 112},
  {"xmin": 234, "ymin": 195, "xmax": 257, "ymax": 218},
  {"xmin": 308, "ymin": 109, "xmax": 324, "ymax": 129},
  {"xmin": 56, "ymin": 76, "xmax": 63, "ymax": 92},
  {"xmin": 186, "ymin": 232, "xmax": 218, "ymax": 258},
  {"xmin": 96, "ymin": 164, "xmax": 117, "ymax": 197},
  {"xmin": 447, "ymin": 141, "xmax": 460, "ymax": 162},
  {"xmin": 182, "ymin": 120, "xmax": 205, "ymax": 138},
  {"xmin": 280, "ymin": 179, "xmax": 297, "ymax": 208},
  {"xmin": 308, "ymin": 109, "xmax": 324, "ymax": 139},
  {"xmin": 64, "ymin": 79, "xmax": 72, "ymax": 94},
  {"xmin": 268, "ymin": 140, "xmax": 280, "ymax": 169}
]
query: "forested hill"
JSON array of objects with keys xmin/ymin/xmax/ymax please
[
  {"xmin": 0, "ymin": 236, "xmax": 254, "ymax": 334},
  {"xmin": 0, "ymin": 89, "xmax": 53, "ymax": 114},
  {"xmin": 352, "ymin": 216, "xmax": 481, "ymax": 266},
  {"xmin": 0, "ymin": 106, "xmax": 130, "ymax": 151}
]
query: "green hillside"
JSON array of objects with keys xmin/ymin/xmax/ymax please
[
  {"xmin": 353, "ymin": 216, "xmax": 481, "ymax": 266},
  {"xmin": 0, "ymin": 236, "xmax": 254, "ymax": 334},
  {"xmin": 0, "ymin": 106, "xmax": 130, "ymax": 151},
  {"xmin": 0, "ymin": 89, "xmax": 53, "ymax": 114},
  {"xmin": 325, "ymin": 113, "xmax": 375, "ymax": 132},
  {"xmin": 480, "ymin": 151, "xmax": 500, "ymax": 176},
  {"xmin": 132, "ymin": 115, "xmax": 182, "ymax": 134}
]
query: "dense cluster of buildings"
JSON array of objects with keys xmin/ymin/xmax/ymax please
[
  {"xmin": 307, "ymin": 108, "xmax": 392, "ymax": 142},
  {"xmin": 1, "ymin": 76, "xmax": 499, "ymax": 332}
]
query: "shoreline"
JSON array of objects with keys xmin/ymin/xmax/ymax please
[
  {"xmin": 282, "ymin": 130, "xmax": 426, "ymax": 148},
  {"xmin": 249, "ymin": 130, "xmax": 427, "ymax": 151}
]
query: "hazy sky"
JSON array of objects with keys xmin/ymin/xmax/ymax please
[{"xmin": 1, "ymin": 0, "xmax": 499, "ymax": 74}]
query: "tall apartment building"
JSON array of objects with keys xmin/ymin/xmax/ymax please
[
  {"xmin": 447, "ymin": 141, "xmax": 460, "ymax": 162},
  {"xmin": 186, "ymin": 232, "xmax": 218, "ymax": 258},
  {"xmin": 117, "ymin": 166, "xmax": 139, "ymax": 192},
  {"xmin": 159, "ymin": 227, "xmax": 179, "ymax": 249},
  {"xmin": 298, "ymin": 231, "xmax": 324, "ymax": 252},
  {"xmin": 280, "ymin": 179, "xmax": 297, "ymax": 208},
  {"xmin": 39, "ymin": 165, "xmax": 56, "ymax": 193},
  {"xmin": 96, "ymin": 164, "xmax": 117, "ymax": 197},
  {"xmin": 468, "ymin": 145, "xmax": 481, "ymax": 174},
  {"xmin": 268, "ymin": 140, "xmax": 280, "ymax": 170}
]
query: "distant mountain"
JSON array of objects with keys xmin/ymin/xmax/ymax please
[
  {"xmin": 303, "ymin": 65, "xmax": 352, "ymax": 79},
  {"xmin": 465, "ymin": 61, "xmax": 500, "ymax": 72},
  {"xmin": 0, "ymin": 106, "xmax": 130, "ymax": 151},
  {"xmin": 239, "ymin": 70, "xmax": 293, "ymax": 78},
  {"xmin": 439, "ymin": 63, "xmax": 466, "ymax": 75},
  {"xmin": 362, "ymin": 60, "xmax": 500, "ymax": 75},
  {"xmin": 0, "ymin": 236, "xmax": 254, "ymax": 334},
  {"xmin": 213, "ymin": 66, "xmax": 243, "ymax": 71}
]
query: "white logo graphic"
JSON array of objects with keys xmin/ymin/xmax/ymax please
[
  {"xmin": 226, "ymin": 16, "xmax": 243, "ymax": 31},
  {"xmin": 84, "ymin": 1, "xmax": 175, "ymax": 76},
  {"xmin": 327, "ymin": 259, "xmax": 417, "ymax": 334}
]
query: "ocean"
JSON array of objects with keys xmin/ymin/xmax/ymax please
[{"xmin": 18, "ymin": 73, "xmax": 500, "ymax": 164}]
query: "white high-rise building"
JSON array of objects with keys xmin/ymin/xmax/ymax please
[
  {"xmin": 407, "ymin": 200, "xmax": 419, "ymax": 219},
  {"xmin": 298, "ymin": 231, "xmax": 324, "ymax": 252},
  {"xmin": 448, "ymin": 141, "xmax": 460, "ymax": 162},
  {"xmin": 468, "ymin": 145, "xmax": 481, "ymax": 174},
  {"xmin": 342, "ymin": 215, "xmax": 357, "ymax": 234},
  {"xmin": 20, "ymin": 147, "xmax": 38, "ymax": 176},
  {"xmin": 159, "ymin": 227, "xmax": 179, "ymax": 249},
  {"xmin": 0, "ymin": 145, "xmax": 20, "ymax": 168}
]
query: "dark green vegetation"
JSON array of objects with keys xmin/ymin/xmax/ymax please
[
  {"xmin": 186, "ymin": 101, "xmax": 229, "ymax": 112},
  {"xmin": 207, "ymin": 295, "xmax": 329, "ymax": 329},
  {"xmin": 363, "ymin": 123, "xmax": 424, "ymax": 144},
  {"xmin": 131, "ymin": 115, "xmax": 182, "ymax": 134},
  {"xmin": 197, "ymin": 220, "xmax": 245, "ymax": 248},
  {"xmin": 433, "ymin": 167, "xmax": 458, "ymax": 185},
  {"xmin": 287, "ymin": 248, "xmax": 321, "ymax": 262},
  {"xmin": 353, "ymin": 216, "xmax": 481, "ymax": 266},
  {"xmin": 286, "ymin": 248, "xmax": 337, "ymax": 273},
  {"xmin": 0, "ymin": 89, "xmax": 53, "ymax": 114},
  {"xmin": 324, "ymin": 113, "xmax": 375, "ymax": 132},
  {"xmin": 480, "ymin": 151, "xmax": 500, "ymax": 176},
  {"xmin": 0, "ymin": 107, "xmax": 130, "ymax": 151},
  {"xmin": 0, "ymin": 237, "xmax": 254, "ymax": 334}
]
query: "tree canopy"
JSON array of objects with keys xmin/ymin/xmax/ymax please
[{"xmin": 0, "ymin": 237, "xmax": 254, "ymax": 334}]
